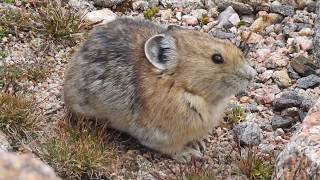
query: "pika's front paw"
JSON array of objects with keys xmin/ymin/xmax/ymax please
[{"xmin": 171, "ymin": 140, "xmax": 206, "ymax": 163}]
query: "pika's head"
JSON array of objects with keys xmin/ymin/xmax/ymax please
[{"xmin": 144, "ymin": 25, "xmax": 257, "ymax": 103}]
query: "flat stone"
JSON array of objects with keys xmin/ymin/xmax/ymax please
[
  {"xmin": 273, "ymin": 70, "xmax": 292, "ymax": 88},
  {"xmin": 216, "ymin": 1, "xmax": 254, "ymax": 15},
  {"xmin": 270, "ymin": 3, "xmax": 294, "ymax": 17},
  {"xmin": 290, "ymin": 56, "xmax": 318, "ymax": 77},
  {"xmin": 85, "ymin": 8, "xmax": 117, "ymax": 25},
  {"xmin": 209, "ymin": 28, "xmax": 235, "ymax": 39},
  {"xmin": 271, "ymin": 115, "xmax": 295, "ymax": 130},
  {"xmin": 273, "ymin": 91, "xmax": 303, "ymax": 111},
  {"xmin": 296, "ymin": 75, "xmax": 320, "ymax": 89},
  {"xmin": 233, "ymin": 122, "xmax": 262, "ymax": 146}
]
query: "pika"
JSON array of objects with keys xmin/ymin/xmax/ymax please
[{"xmin": 63, "ymin": 17, "xmax": 257, "ymax": 162}]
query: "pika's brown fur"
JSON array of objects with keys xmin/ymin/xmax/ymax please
[{"xmin": 63, "ymin": 17, "xmax": 257, "ymax": 162}]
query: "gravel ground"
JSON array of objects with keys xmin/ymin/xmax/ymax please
[{"xmin": 0, "ymin": 0, "xmax": 319, "ymax": 179}]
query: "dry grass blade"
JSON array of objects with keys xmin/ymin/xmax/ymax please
[
  {"xmin": 0, "ymin": 93, "xmax": 38, "ymax": 146},
  {"xmin": 41, "ymin": 114, "xmax": 116, "ymax": 180}
]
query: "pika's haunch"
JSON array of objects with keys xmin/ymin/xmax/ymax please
[{"xmin": 63, "ymin": 17, "xmax": 257, "ymax": 162}]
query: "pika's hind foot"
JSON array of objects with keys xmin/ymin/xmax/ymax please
[{"xmin": 188, "ymin": 139, "xmax": 206, "ymax": 153}]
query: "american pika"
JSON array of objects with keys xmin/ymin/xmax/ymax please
[{"xmin": 63, "ymin": 17, "xmax": 257, "ymax": 162}]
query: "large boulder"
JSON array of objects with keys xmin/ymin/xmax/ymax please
[
  {"xmin": 273, "ymin": 98, "xmax": 320, "ymax": 179},
  {"xmin": 0, "ymin": 152, "xmax": 61, "ymax": 180}
]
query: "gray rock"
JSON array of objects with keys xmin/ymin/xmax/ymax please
[
  {"xmin": 209, "ymin": 28, "xmax": 235, "ymax": 39},
  {"xmin": 233, "ymin": 122, "xmax": 261, "ymax": 146},
  {"xmin": 270, "ymin": 4, "xmax": 294, "ymax": 17},
  {"xmin": 148, "ymin": 0, "xmax": 159, "ymax": 7},
  {"xmin": 290, "ymin": 56, "xmax": 318, "ymax": 77},
  {"xmin": 301, "ymin": 98, "xmax": 316, "ymax": 112},
  {"xmin": 0, "ymin": 130, "xmax": 11, "ymax": 152},
  {"xmin": 132, "ymin": 0, "xmax": 149, "ymax": 11},
  {"xmin": 288, "ymin": 66, "xmax": 301, "ymax": 79},
  {"xmin": 281, "ymin": 107, "xmax": 299, "ymax": 118},
  {"xmin": 0, "ymin": 152, "xmax": 61, "ymax": 180},
  {"xmin": 271, "ymin": 115, "xmax": 295, "ymax": 130},
  {"xmin": 216, "ymin": 1, "xmax": 253, "ymax": 15},
  {"xmin": 216, "ymin": 6, "xmax": 236, "ymax": 29},
  {"xmin": 296, "ymin": 75, "xmax": 320, "ymax": 89},
  {"xmin": 273, "ymin": 91, "xmax": 303, "ymax": 111},
  {"xmin": 68, "ymin": 0, "xmax": 96, "ymax": 11},
  {"xmin": 245, "ymin": 102, "xmax": 259, "ymax": 113},
  {"xmin": 273, "ymin": 98, "xmax": 320, "ymax": 179},
  {"xmin": 92, "ymin": 0, "xmax": 125, "ymax": 7},
  {"xmin": 313, "ymin": 0, "xmax": 320, "ymax": 65},
  {"xmin": 159, "ymin": 0, "xmax": 203, "ymax": 9}
]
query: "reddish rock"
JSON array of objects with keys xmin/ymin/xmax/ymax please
[{"xmin": 273, "ymin": 98, "xmax": 320, "ymax": 179}]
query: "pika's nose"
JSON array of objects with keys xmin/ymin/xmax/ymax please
[{"xmin": 239, "ymin": 62, "xmax": 257, "ymax": 80}]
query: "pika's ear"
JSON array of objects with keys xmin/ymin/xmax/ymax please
[{"xmin": 144, "ymin": 34, "xmax": 177, "ymax": 70}]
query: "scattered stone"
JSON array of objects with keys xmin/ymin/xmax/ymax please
[
  {"xmin": 253, "ymin": 88, "xmax": 276, "ymax": 105},
  {"xmin": 301, "ymin": 98, "xmax": 316, "ymax": 112},
  {"xmin": 296, "ymin": 36, "xmax": 313, "ymax": 51},
  {"xmin": 216, "ymin": 1, "xmax": 254, "ymax": 15},
  {"xmin": 132, "ymin": 0, "xmax": 149, "ymax": 11},
  {"xmin": 241, "ymin": 31, "xmax": 263, "ymax": 44},
  {"xmin": 298, "ymin": 28, "xmax": 314, "ymax": 36},
  {"xmin": 259, "ymin": 143, "xmax": 275, "ymax": 154},
  {"xmin": 296, "ymin": 74, "xmax": 320, "ymax": 89},
  {"xmin": 85, "ymin": 8, "xmax": 117, "ymax": 24},
  {"xmin": 271, "ymin": 115, "xmax": 295, "ymax": 130},
  {"xmin": 233, "ymin": 122, "xmax": 262, "ymax": 146},
  {"xmin": 160, "ymin": 9, "xmax": 173, "ymax": 21},
  {"xmin": 0, "ymin": 131, "xmax": 11, "ymax": 152},
  {"xmin": 272, "ymin": 70, "xmax": 292, "ymax": 88},
  {"xmin": 92, "ymin": 0, "xmax": 125, "ymax": 8},
  {"xmin": 68, "ymin": 0, "xmax": 96, "ymax": 11},
  {"xmin": 190, "ymin": 9, "xmax": 208, "ymax": 19},
  {"xmin": 259, "ymin": 70, "xmax": 273, "ymax": 82},
  {"xmin": 175, "ymin": 11, "xmax": 182, "ymax": 21},
  {"xmin": 270, "ymin": 3, "xmax": 294, "ymax": 17},
  {"xmin": 273, "ymin": 99, "xmax": 320, "ymax": 179},
  {"xmin": 281, "ymin": 107, "xmax": 299, "ymax": 118},
  {"xmin": 290, "ymin": 56, "xmax": 318, "ymax": 77},
  {"xmin": 250, "ymin": 12, "xmax": 283, "ymax": 33},
  {"xmin": 275, "ymin": 128, "xmax": 285, "ymax": 136},
  {"xmin": 216, "ymin": 6, "xmax": 236, "ymax": 29},
  {"xmin": 159, "ymin": 0, "xmax": 203, "ymax": 9},
  {"xmin": 228, "ymin": 13, "xmax": 240, "ymax": 26},
  {"xmin": 273, "ymin": 91, "xmax": 303, "ymax": 111},
  {"xmin": 0, "ymin": 152, "xmax": 61, "ymax": 180},
  {"xmin": 182, "ymin": 15, "xmax": 198, "ymax": 25},
  {"xmin": 147, "ymin": 0, "xmax": 159, "ymax": 7},
  {"xmin": 209, "ymin": 28, "xmax": 235, "ymax": 39}
]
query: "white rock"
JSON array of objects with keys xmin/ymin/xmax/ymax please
[
  {"xmin": 182, "ymin": 15, "xmax": 198, "ymax": 25},
  {"xmin": 160, "ymin": 9, "xmax": 173, "ymax": 21},
  {"xmin": 190, "ymin": 9, "xmax": 208, "ymax": 19},
  {"xmin": 85, "ymin": 8, "xmax": 117, "ymax": 24},
  {"xmin": 175, "ymin": 11, "xmax": 182, "ymax": 20},
  {"xmin": 217, "ymin": 6, "xmax": 236, "ymax": 28},
  {"xmin": 296, "ymin": 36, "xmax": 313, "ymax": 51},
  {"xmin": 132, "ymin": 0, "xmax": 149, "ymax": 11},
  {"xmin": 228, "ymin": 13, "xmax": 240, "ymax": 26}
]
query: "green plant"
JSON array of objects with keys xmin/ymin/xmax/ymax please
[
  {"xmin": 225, "ymin": 106, "xmax": 247, "ymax": 125},
  {"xmin": 0, "ymin": 93, "xmax": 38, "ymax": 146},
  {"xmin": 0, "ymin": 26, "xmax": 6, "ymax": 39},
  {"xmin": 41, "ymin": 116, "xmax": 115, "ymax": 179},
  {"xmin": 238, "ymin": 146, "xmax": 273, "ymax": 180},
  {"xmin": 34, "ymin": 1, "xmax": 89, "ymax": 41},
  {"xmin": 199, "ymin": 14, "xmax": 209, "ymax": 27},
  {"xmin": 237, "ymin": 20, "xmax": 246, "ymax": 28},
  {"xmin": 4, "ymin": 0, "xmax": 14, "ymax": 4},
  {"xmin": 0, "ymin": 51, "xmax": 8, "ymax": 58},
  {"xmin": 143, "ymin": 6, "xmax": 159, "ymax": 20}
]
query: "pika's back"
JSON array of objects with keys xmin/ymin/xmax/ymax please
[{"xmin": 64, "ymin": 18, "xmax": 165, "ymax": 120}]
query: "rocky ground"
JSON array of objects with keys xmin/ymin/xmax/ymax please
[{"xmin": 0, "ymin": 0, "xmax": 320, "ymax": 180}]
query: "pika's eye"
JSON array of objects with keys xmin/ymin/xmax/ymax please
[{"xmin": 211, "ymin": 53, "xmax": 224, "ymax": 64}]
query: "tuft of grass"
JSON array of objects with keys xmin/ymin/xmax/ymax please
[
  {"xmin": 143, "ymin": 6, "xmax": 159, "ymax": 20},
  {"xmin": 33, "ymin": 1, "xmax": 89, "ymax": 41},
  {"xmin": 169, "ymin": 158, "xmax": 216, "ymax": 180},
  {"xmin": 4, "ymin": 0, "xmax": 14, "ymax": 4},
  {"xmin": 41, "ymin": 115, "xmax": 115, "ymax": 179},
  {"xmin": 0, "ymin": 26, "xmax": 6, "ymax": 39},
  {"xmin": 237, "ymin": 20, "xmax": 246, "ymax": 28},
  {"xmin": 0, "ymin": 51, "xmax": 8, "ymax": 58},
  {"xmin": 0, "ymin": 93, "xmax": 38, "ymax": 146},
  {"xmin": 238, "ymin": 146, "xmax": 273, "ymax": 180},
  {"xmin": 199, "ymin": 14, "xmax": 209, "ymax": 27},
  {"xmin": 225, "ymin": 106, "xmax": 247, "ymax": 125},
  {"xmin": 0, "ymin": 9, "xmax": 32, "ymax": 34},
  {"xmin": 0, "ymin": 62, "xmax": 53, "ymax": 86}
]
